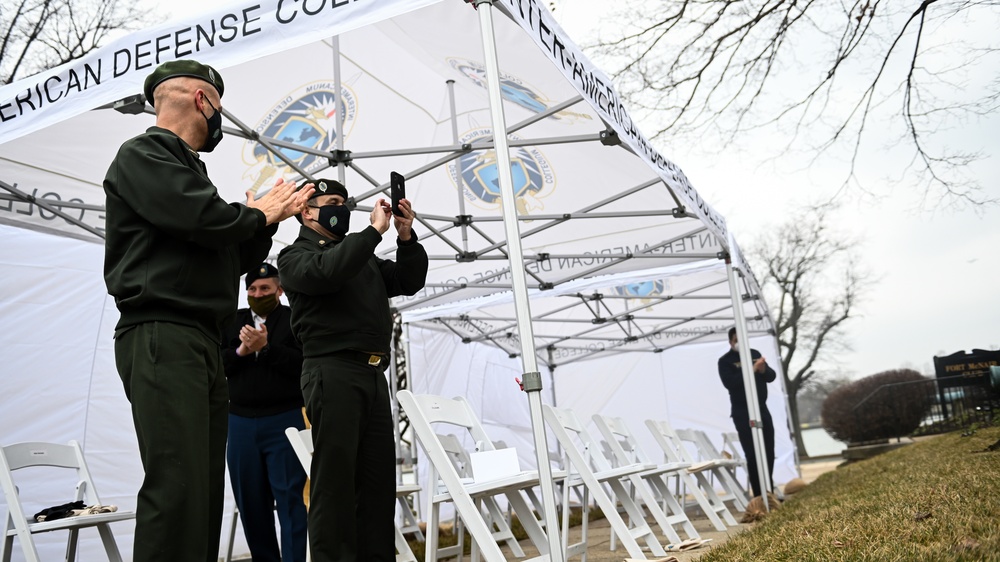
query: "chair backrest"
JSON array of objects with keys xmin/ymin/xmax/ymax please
[
  {"xmin": 593, "ymin": 414, "xmax": 654, "ymax": 467},
  {"xmin": 676, "ymin": 428, "xmax": 722, "ymax": 462},
  {"xmin": 541, "ymin": 405, "xmax": 613, "ymax": 473},
  {"xmin": 0, "ymin": 441, "xmax": 103, "ymax": 506},
  {"xmin": 722, "ymin": 432, "xmax": 743, "ymax": 462},
  {"xmin": 284, "ymin": 427, "xmax": 313, "ymax": 476},
  {"xmin": 397, "ymin": 392, "xmax": 495, "ymax": 453},
  {"xmin": 645, "ymin": 419, "xmax": 695, "ymax": 465},
  {"xmin": 436, "ymin": 433, "xmax": 472, "ymax": 478}
]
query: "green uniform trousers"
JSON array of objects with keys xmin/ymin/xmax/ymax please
[
  {"xmin": 115, "ymin": 321, "xmax": 228, "ymax": 562},
  {"xmin": 301, "ymin": 354, "xmax": 396, "ymax": 562}
]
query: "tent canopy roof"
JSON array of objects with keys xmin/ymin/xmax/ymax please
[{"xmin": 0, "ymin": 0, "xmax": 768, "ymax": 344}]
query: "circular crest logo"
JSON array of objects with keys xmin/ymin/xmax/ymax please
[
  {"xmin": 447, "ymin": 58, "xmax": 591, "ymax": 122},
  {"xmin": 328, "ymin": 216, "xmax": 339, "ymax": 228},
  {"xmin": 613, "ymin": 279, "xmax": 669, "ymax": 309},
  {"xmin": 242, "ymin": 82, "xmax": 357, "ymax": 195},
  {"xmin": 447, "ymin": 128, "xmax": 555, "ymax": 215},
  {"xmin": 614, "ymin": 280, "xmax": 667, "ymax": 299}
]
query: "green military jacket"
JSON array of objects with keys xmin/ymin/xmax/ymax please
[
  {"xmin": 278, "ymin": 224, "xmax": 428, "ymax": 358},
  {"xmin": 104, "ymin": 126, "xmax": 277, "ymax": 342}
]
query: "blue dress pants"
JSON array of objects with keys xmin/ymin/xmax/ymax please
[{"xmin": 228, "ymin": 408, "xmax": 308, "ymax": 562}]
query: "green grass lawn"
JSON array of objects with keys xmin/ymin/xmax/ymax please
[{"xmin": 699, "ymin": 424, "xmax": 1000, "ymax": 561}]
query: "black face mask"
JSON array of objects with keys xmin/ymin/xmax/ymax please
[
  {"xmin": 247, "ymin": 294, "xmax": 279, "ymax": 317},
  {"xmin": 200, "ymin": 97, "xmax": 223, "ymax": 152},
  {"xmin": 313, "ymin": 204, "xmax": 351, "ymax": 237}
]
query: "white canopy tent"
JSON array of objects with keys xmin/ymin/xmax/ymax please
[{"xmin": 0, "ymin": 0, "xmax": 793, "ymax": 558}]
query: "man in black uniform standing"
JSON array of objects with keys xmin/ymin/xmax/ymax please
[
  {"xmin": 223, "ymin": 263, "xmax": 307, "ymax": 562},
  {"xmin": 103, "ymin": 59, "xmax": 313, "ymax": 562},
  {"xmin": 717, "ymin": 326, "xmax": 777, "ymax": 498},
  {"xmin": 278, "ymin": 179, "xmax": 428, "ymax": 561}
]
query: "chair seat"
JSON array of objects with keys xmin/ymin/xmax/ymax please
[
  {"xmin": 11, "ymin": 511, "xmax": 136, "ymax": 535},
  {"xmin": 638, "ymin": 461, "xmax": 691, "ymax": 478},
  {"xmin": 395, "ymin": 484, "xmax": 421, "ymax": 496},
  {"xmin": 591, "ymin": 462, "xmax": 648, "ymax": 483},
  {"xmin": 432, "ymin": 470, "xmax": 541, "ymax": 502}
]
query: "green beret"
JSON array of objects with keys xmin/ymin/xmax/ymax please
[
  {"xmin": 143, "ymin": 59, "xmax": 225, "ymax": 107},
  {"xmin": 311, "ymin": 178, "xmax": 349, "ymax": 201},
  {"xmin": 245, "ymin": 263, "xmax": 279, "ymax": 289}
]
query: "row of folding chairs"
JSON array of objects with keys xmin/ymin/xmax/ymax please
[
  {"xmin": 397, "ymin": 390, "xmax": 752, "ymax": 562},
  {"xmin": 1, "ymin": 406, "xmax": 747, "ymax": 562},
  {"xmin": 0, "ymin": 434, "xmax": 424, "ymax": 562}
]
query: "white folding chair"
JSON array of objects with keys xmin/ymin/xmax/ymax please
[
  {"xmin": 285, "ymin": 427, "xmax": 313, "ymax": 473},
  {"xmin": 645, "ymin": 420, "xmax": 746, "ymax": 520},
  {"xmin": 675, "ymin": 428, "xmax": 749, "ymax": 510},
  {"xmin": 395, "ymin": 483, "xmax": 425, "ymax": 548},
  {"xmin": 0, "ymin": 440, "xmax": 135, "ymax": 562},
  {"xmin": 542, "ymin": 405, "xmax": 669, "ymax": 560},
  {"xmin": 646, "ymin": 420, "xmax": 737, "ymax": 531},
  {"xmin": 285, "ymin": 427, "xmax": 426, "ymax": 562},
  {"xmin": 396, "ymin": 391, "xmax": 552, "ymax": 562},
  {"xmin": 593, "ymin": 414, "xmax": 733, "ymax": 533},
  {"xmin": 589, "ymin": 415, "xmax": 700, "ymax": 542},
  {"xmin": 721, "ymin": 432, "xmax": 751, "ymax": 493}
]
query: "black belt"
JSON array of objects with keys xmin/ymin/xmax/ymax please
[{"xmin": 329, "ymin": 349, "xmax": 389, "ymax": 368}]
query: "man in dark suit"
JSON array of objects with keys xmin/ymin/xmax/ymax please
[
  {"xmin": 717, "ymin": 327, "xmax": 776, "ymax": 498},
  {"xmin": 223, "ymin": 263, "xmax": 307, "ymax": 562}
]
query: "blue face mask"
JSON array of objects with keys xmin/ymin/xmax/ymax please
[{"xmin": 313, "ymin": 204, "xmax": 350, "ymax": 237}]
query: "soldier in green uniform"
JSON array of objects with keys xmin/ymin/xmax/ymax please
[
  {"xmin": 103, "ymin": 59, "xmax": 313, "ymax": 562},
  {"xmin": 278, "ymin": 179, "xmax": 428, "ymax": 561}
]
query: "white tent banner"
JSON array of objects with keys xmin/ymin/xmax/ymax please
[
  {"xmin": 495, "ymin": 0, "xmax": 727, "ymax": 243},
  {"xmin": 0, "ymin": 0, "xmax": 443, "ymax": 145}
]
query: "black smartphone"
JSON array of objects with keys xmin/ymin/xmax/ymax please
[{"xmin": 390, "ymin": 171, "xmax": 406, "ymax": 217}]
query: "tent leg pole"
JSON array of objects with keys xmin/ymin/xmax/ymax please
[
  {"xmin": 725, "ymin": 250, "xmax": 771, "ymax": 510},
  {"xmin": 474, "ymin": 1, "xmax": 564, "ymax": 559},
  {"xmin": 445, "ymin": 79, "xmax": 471, "ymax": 253},
  {"xmin": 331, "ymin": 35, "xmax": 348, "ymax": 185}
]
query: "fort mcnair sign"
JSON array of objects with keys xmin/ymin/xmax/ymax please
[{"xmin": 933, "ymin": 349, "xmax": 1000, "ymax": 388}]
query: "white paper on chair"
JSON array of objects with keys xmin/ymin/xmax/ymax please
[{"xmin": 470, "ymin": 448, "xmax": 521, "ymax": 483}]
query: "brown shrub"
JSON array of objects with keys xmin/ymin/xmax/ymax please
[{"xmin": 821, "ymin": 369, "xmax": 934, "ymax": 444}]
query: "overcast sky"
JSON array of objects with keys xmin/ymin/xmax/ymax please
[
  {"xmin": 159, "ymin": 0, "xmax": 999, "ymax": 379},
  {"xmin": 550, "ymin": 0, "xmax": 1000, "ymax": 379}
]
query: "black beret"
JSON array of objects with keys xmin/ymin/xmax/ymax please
[
  {"xmin": 245, "ymin": 263, "xmax": 279, "ymax": 289},
  {"xmin": 144, "ymin": 59, "xmax": 225, "ymax": 107},
  {"xmin": 310, "ymin": 178, "xmax": 349, "ymax": 201}
]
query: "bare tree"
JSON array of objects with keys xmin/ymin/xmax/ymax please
[
  {"xmin": 1, "ymin": 0, "xmax": 154, "ymax": 85},
  {"xmin": 579, "ymin": 0, "xmax": 1000, "ymax": 205},
  {"xmin": 750, "ymin": 204, "xmax": 873, "ymax": 456},
  {"xmin": 794, "ymin": 373, "xmax": 853, "ymax": 427}
]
